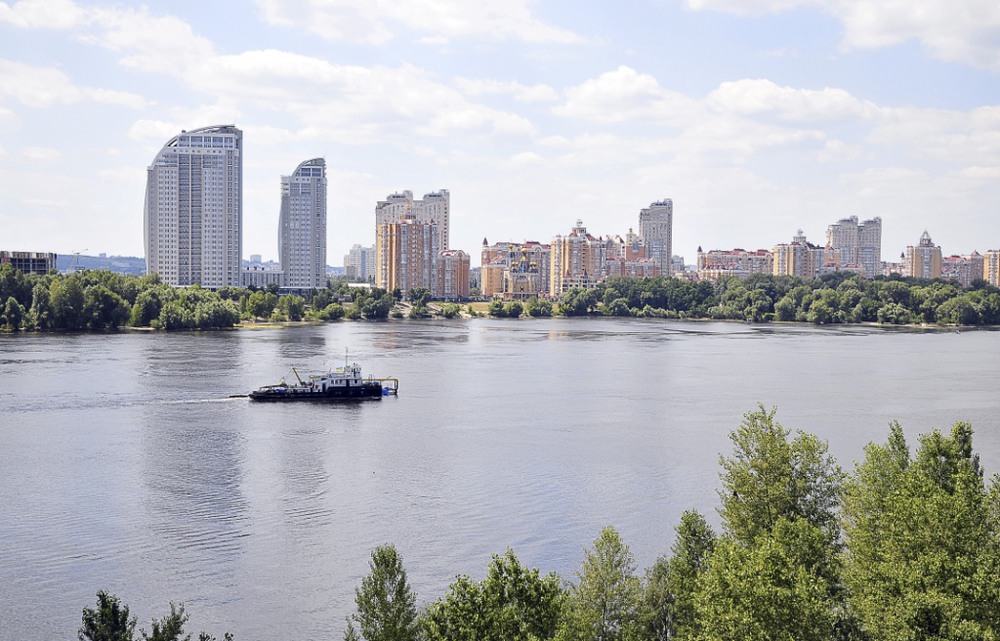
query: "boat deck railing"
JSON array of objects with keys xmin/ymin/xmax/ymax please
[{"xmin": 374, "ymin": 377, "xmax": 399, "ymax": 396}]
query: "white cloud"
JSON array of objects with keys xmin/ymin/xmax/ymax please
[
  {"xmin": 180, "ymin": 51, "xmax": 536, "ymax": 141},
  {"xmin": 686, "ymin": 0, "xmax": 1000, "ymax": 70},
  {"xmin": 22, "ymin": 146, "xmax": 62, "ymax": 161},
  {"xmin": 707, "ymin": 79, "xmax": 882, "ymax": 123},
  {"xmin": 0, "ymin": 59, "xmax": 148, "ymax": 108},
  {"xmin": 0, "ymin": 0, "xmax": 86, "ymax": 29},
  {"xmin": 82, "ymin": 6, "xmax": 215, "ymax": 75},
  {"xmin": 253, "ymin": 0, "xmax": 583, "ymax": 44},
  {"xmin": 509, "ymin": 151, "xmax": 544, "ymax": 166},
  {"xmin": 455, "ymin": 78, "xmax": 559, "ymax": 102},
  {"xmin": 553, "ymin": 66, "xmax": 702, "ymax": 124}
]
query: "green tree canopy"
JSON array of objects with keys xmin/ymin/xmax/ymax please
[
  {"xmin": 347, "ymin": 544, "xmax": 419, "ymax": 641},
  {"xmin": 557, "ymin": 526, "xmax": 641, "ymax": 641}
]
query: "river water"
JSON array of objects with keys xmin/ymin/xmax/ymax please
[{"xmin": 1, "ymin": 319, "xmax": 998, "ymax": 640}]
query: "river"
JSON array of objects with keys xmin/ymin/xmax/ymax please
[{"xmin": 1, "ymin": 319, "xmax": 997, "ymax": 640}]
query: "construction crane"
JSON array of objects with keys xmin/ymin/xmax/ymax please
[{"xmin": 69, "ymin": 249, "xmax": 87, "ymax": 273}]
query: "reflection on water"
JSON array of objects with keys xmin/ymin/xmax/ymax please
[{"xmin": 1, "ymin": 320, "xmax": 998, "ymax": 640}]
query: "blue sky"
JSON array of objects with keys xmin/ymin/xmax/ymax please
[{"xmin": 1, "ymin": 0, "xmax": 999, "ymax": 267}]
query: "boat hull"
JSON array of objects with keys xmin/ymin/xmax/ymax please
[{"xmin": 249, "ymin": 382, "xmax": 384, "ymax": 402}]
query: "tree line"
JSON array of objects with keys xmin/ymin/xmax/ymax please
[
  {"xmin": 548, "ymin": 273, "xmax": 1000, "ymax": 325},
  {"xmin": 6, "ymin": 264, "xmax": 1000, "ymax": 330},
  {"xmin": 340, "ymin": 406, "xmax": 1000, "ymax": 640}
]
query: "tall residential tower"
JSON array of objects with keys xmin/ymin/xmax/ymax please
[
  {"xmin": 144, "ymin": 125, "xmax": 243, "ymax": 287},
  {"xmin": 639, "ymin": 199, "xmax": 673, "ymax": 275},
  {"xmin": 279, "ymin": 158, "xmax": 327, "ymax": 289}
]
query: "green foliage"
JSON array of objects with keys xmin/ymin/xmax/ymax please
[
  {"xmin": 406, "ymin": 288, "xmax": 432, "ymax": 307},
  {"xmin": 842, "ymin": 422, "xmax": 1000, "ymax": 640},
  {"xmin": 318, "ymin": 303, "xmax": 345, "ymax": 321},
  {"xmin": 246, "ymin": 291, "xmax": 277, "ymax": 319},
  {"xmin": 408, "ymin": 304, "xmax": 431, "ymax": 319},
  {"xmin": 347, "ymin": 544, "xmax": 419, "ymax": 641},
  {"xmin": 718, "ymin": 405, "xmax": 843, "ymax": 547},
  {"xmin": 642, "ymin": 511, "xmax": 716, "ymax": 641},
  {"xmin": 277, "ymin": 295, "xmax": 306, "ymax": 321},
  {"xmin": 558, "ymin": 526, "xmax": 641, "ymax": 641},
  {"xmin": 141, "ymin": 602, "xmax": 189, "ymax": 641},
  {"xmin": 80, "ymin": 591, "xmax": 137, "ymax": 641},
  {"xmin": 694, "ymin": 518, "xmax": 838, "ymax": 641},
  {"xmin": 2, "ymin": 295, "xmax": 25, "ymax": 331},
  {"xmin": 439, "ymin": 303, "xmax": 461, "ymax": 318},
  {"xmin": 422, "ymin": 549, "xmax": 564, "ymax": 641},
  {"xmin": 51, "ymin": 276, "xmax": 87, "ymax": 329},
  {"xmin": 524, "ymin": 296, "xmax": 553, "ymax": 317},
  {"xmin": 504, "ymin": 301, "xmax": 524, "ymax": 318}
]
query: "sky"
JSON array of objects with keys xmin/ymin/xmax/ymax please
[{"xmin": 1, "ymin": 0, "xmax": 999, "ymax": 268}]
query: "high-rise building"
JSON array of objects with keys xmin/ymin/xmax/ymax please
[
  {"xmin": 437, "ymin": 249, "xmax": 470, "ymax": 300},
  {"xmin": 376, "ymin": 215, "xmax": 440, "ymax": 294},
  {"xmin": 857, "ymin": 217, "xmax": 882, "ymax": 278},
  {"xmin": 904, "ymin": 231, "xmax": 942, "ymax": 279},
  {"xmin": 825, "ymin": 215, "xmax": 882, "ymax": 277},
  {"xmin": 144, "ymin": 125, "xmax": 242, "ymax": 287},
  {"xmin": 985, "ymin": 250, "xmax": 1000, "ymax": 287},
  {"xmin": 375, "ymin": 189, "xmax": 450, "ymax": 250},
  {"xmin": 550, "ymin": 220, "xmax": 605, "ymax": 296},
  {"xmin": 772, "ymin": 230, "xmax": 823, "ymax": 279},
  {"xmin": 639, "ymin": 199, "xmax": 673, "ymax": 275},
  {"xmin": 279, "ymin": 158, "xmax": 327, "ymax": 289},
  {"xmin": 344, "ymin": 244, "xmax": 376, "ymax": 281}
]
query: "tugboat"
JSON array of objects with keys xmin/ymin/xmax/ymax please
[{"xmin": 248, "ymin": 363, "xmax": 398, "ymax": 402}]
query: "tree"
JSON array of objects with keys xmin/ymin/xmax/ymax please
[
  {"xmin": 718, "ymin": 405, "xmax": 843, "ymax": 548},
  {"xmin": 642, "ymin": 510, "xmax": 716, "ymax": 641},
  {"xmin": 50, "ymin": 276, "xmax": 86, "ymax": 329},
  {"xmin": 558, "ymin": 526, "xmax": 641, "ymax": 641},
  {"xmin": 141, "ymin": 602, "xmax": 189, "ymax": 641},
  {"xmin": 246, "ymin": 291, "xmax": 277, "ymax": 320},
  {"xmin": 422, "ymin": 549, "xmax": 564, "ymax": 641},
  {"xmin": 842, "ymin": 422, "xmax": 1000, "ymax": 640},
  {"xmin": 2, "ymin": 295, "xmax": 25, "ymax": 331},
  {"xmin": 278, "ymin": 295, "xmax": 306, "ymax": 321},
  {"xmin": 694, "ymin": 518, "xmax": 838, "ymax": 641},
  {"xmin": 347, "ymin": 544, "xmax": 419, "ymax": 641},
  {"xmin": 79, "ymin": 591, "xmax": 137, "ymax": 641}
]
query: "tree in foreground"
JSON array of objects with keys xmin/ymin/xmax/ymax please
[
  {"xmin": 718, "ymin": 404, "xmax": 844, "ymax": 548},
  {"xmin": 346, "ymin": 544, "xmax": 419, "ymax": 641},
  {"xmin": 842, "ymin": 421, "xmax": 1000, "ymax": 639},
  {"xmin": 642, "ymin": 510, "xmax": 716, "ymax": 641},
  {"xmin": 421, "ymin": 549, "xmax": 564, "ymax": 641},
  {"xmin": 689, "ymin": 406, "xmax": 848, "ymax": 640},
  {"xmin": 557, "ymin": 526, "xmax": 641, "ymax": 641},
  {"xmin": 80, "ymin": 591, "xmax": 137, "ymax": 641},
  {"xmin": 79, "ymin": 593, "xmax": 232, "ymax": 641}
]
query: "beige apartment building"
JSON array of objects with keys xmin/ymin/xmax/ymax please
[
  {"xmin": 550, "ymin": 220, "xmax": 605, "ymax": 296},
  {"xmin": 697, "ymin": 247, "xmax": 773, "ymax": 280},
  {"xmin": 437, "ymin": 249, "xmax": 470, "ymax": 300},
  {"xmin": 376, "ymin": 215, "xmax": 440, "ymax": 294},
  {"xmin": 904, "ymin": 231, "xmax": 942, "ymax": 279},
  {"xmin": 986, "ymin": 250, "xmax": 1000, "ymax": 287}
]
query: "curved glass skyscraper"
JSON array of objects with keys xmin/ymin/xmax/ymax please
[
  {"xmin": 278, "ymin": 158, "xmax": 327, "ymax": 289},
  {"xmin": 144, "ymin": 125, "xmax": 242, "ymax": 287}
]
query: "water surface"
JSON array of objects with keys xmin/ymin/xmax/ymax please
[{"xmin": 1, "ymin": 320, "xmax": 997, "ymax": 639}]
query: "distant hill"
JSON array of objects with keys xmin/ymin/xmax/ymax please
[{"xmin": 56, "ymin": 254, "xmax": 146, "ymax": 275}]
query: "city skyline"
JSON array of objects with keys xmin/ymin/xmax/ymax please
[{"xmin": 1, "ymin": 1, "xmax": 999, "ymax": 266}]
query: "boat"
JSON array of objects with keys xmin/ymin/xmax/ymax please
[{"xmin": 248, "ymin": 363, "xmax": 398, "ymax": 402}]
